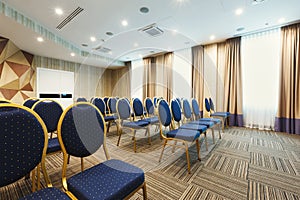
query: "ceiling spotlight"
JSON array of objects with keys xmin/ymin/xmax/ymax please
[
  {"xmin": 70, "ymin": 52, "xmax": 75, "ymax": 57},
  {"xmin": 210, "ymin": 35, "xmax": 215, "ymax": 40},
  {"xmin": 278, "ymin": 17, "xmax": 285, "ymax": 24},
  {"xmin": 81, "ymin": 43, "xmax": 88, "ymax": 47},
  {"xmin": 122, "ymin": 20, "xmax": 128, "ymax": 26},
  {"xmin": 140, "ymin": 7, "xmax": 149, "ymax": 14},
  {"xmin": 236, "ymin": 27, "xmax": 245, "ymax": 32},
  {"xmin": 235, "ymin": 8, "xmax": 243, "ymax": 15},
  {"xmin": 252, "ymin": 0, "xmax": 266, "ymax": 5},
  {"xmin": 55, "ymin": 8, "xmax": 63, "ymax": 15},
  {"xmin": 90, "ymin": 36, "xmax": 96, "ymax": 42},
  {"xmin": 37, "ymin": 37, "xmax": 44, "ymax": 42},
  {"xmin": 134, "ymin": 43, "xmax": 139, "ymax": 47},
  {"xmin": 106, "ymin": 32, "xmax": 114, "ymax": 36}
]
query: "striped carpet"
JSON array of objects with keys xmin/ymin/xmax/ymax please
[{"xmin": 1, "ymin": 126, "xmax": 300, "ymax": 200}]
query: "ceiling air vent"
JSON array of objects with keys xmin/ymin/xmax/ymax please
[
  {"xmin": 139, "ymin": 23, "xmax": 164, "ymax": 37},
  {"xmin": 56, "ymin": 7, "xmax": 84, "ymax": 30},
  {"xmin": 94, "ymin": 46, "xmax": 112, "ymax": 53}
]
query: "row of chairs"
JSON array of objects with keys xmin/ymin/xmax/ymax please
[{"xmin": 0, "ymin": 102, "xmax": 147, "ymax": 199}]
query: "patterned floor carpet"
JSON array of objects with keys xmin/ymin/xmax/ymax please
[{"xmin": 1, "ymin": 126, "xmax": 300, "ymax": 200}]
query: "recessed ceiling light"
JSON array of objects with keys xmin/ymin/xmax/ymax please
[
  {"xmin": 210, "ymin": 35, "xmax": 215, "ymax": 40},
  {"xmin": 70, "ymin": 52, "xmax": 75, "ymax": 57},
  {"xmin": 122, "ymin": 20, "xmax": 128, "ymax": 26},
  {"xmin": 108, "ymin": 51, "xmax": 113, "ymax": 55},
  {"xmin": 265, "ymin": 22, "xmax": 269, "ymax": 26},
  {"xmin": 134, "ymin": 43, "xmax": 139, "ymax": 47},
  {"xmin": 106, "ymin": 32, "xmax": 114, "ymax": 36},
  {"xmin": 252, "ymin": 0, "xmax": 266, "ymax": 5},
  {"xmin": 149, "ymin": 50, "xmax": 155, "ymax": 53},
  {"xmin": 81, "ymin": 43, "xmax": 88, "ymax": 47},
  {"xmin": 37, "ymin": 37, "xmax": 44, "ymax": 42},
  {"xmin": 140, "ymin": 7, "xmax": 149, "ymax": 14},
  {"xmin": 55, "ymin": 8, "xmax": 63, "ymax": 15},
  {"xmin": 236, "ymin": 27, "xmax": 245, "ymax": 32},
  {"xmin": 90, "ymin": 36, "xmax": 96, "ymax": 42},
  {"xmin": 278, "ymin": 17, "xmax": 285, "ymax": 24},
  {"xmin": 139, "ymin": 54, "xmax": 143, "ymax": 58},
  {"xmin": 235, "ymin": 8, "xmax": 243, "ymax": 15}
]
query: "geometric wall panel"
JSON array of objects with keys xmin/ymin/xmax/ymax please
[{"xmin": 0, "ymin": 36, "xmax": 35, "ymax": 104}]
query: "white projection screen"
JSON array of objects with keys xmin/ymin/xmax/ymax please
[{"xmin": 36, "ymin": 68, "xmax": 74, "ymax": 108}]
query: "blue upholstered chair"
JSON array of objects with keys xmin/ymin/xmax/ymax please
[
  {"xmin": 192, "ymin": 98, "xmax": 222, "ymax": 139},
  {"xmin": 0, "ymin": 104, "xmax": 71, "ymax": 199},
  {"xmin": 103, "ymin": 96, "xmax": 110, "ymax": 114},
  {"xmin": 158, "ymin": 99, "xmax": 201, "ymax": 174},
  {"xmin": 32, "ymin": 99, "xmax": 63, "ymax": 155},
  {"xmin": 76, "ymin": 97, "xmax": 87, "ymax": 102},
  {"xmin": 170, "ymin": 99, "xmax": 209, "ymax": 151},
  {"xmin": 144, "ymin": 97, "xmax": 155, "ymax": 117},
  {"xmin": 23, "ymin": 98, "xmax": 39, "ymax": 108},
  {"xmin": 182, "ymin": 99, "xmax": 221, "ymax": 145},
  {"xmin": 133, "ymin": 98, "xmax": 159, "ymax": 125},
  {"xmin": 108, "ymin": 97, "xmax": 118, "ymax": 115},
  {"xmin": 57, "ymin": 102, "xmax": 147, "ymax": 199},
  {"xmin": 205, "ymin": 98, "xmax": 230, "ymax": 131},
  {"xmin": 92, "ymin": 97, "xmax": 118, "ymax": 133},
  {"xmin": 116, "ymin": 98, "xmax": 150, "ymax": 152}
]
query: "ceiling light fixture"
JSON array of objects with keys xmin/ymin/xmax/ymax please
[
  {"xmin": 236, "ymin": 27, "xmax": 245, "ymax": 32},
  {"xmin": 252, "ymin": 0, "xmax": 266, "ymax": 5},
  {"xmin": 90, "ymin": 36, "xmax": 96, "ymax": 42},
  {"xmin": 235, "ymin": 8, "xmax": 243, "ymax": 15},
  {"xmin": 134, "ymin": 43, "xmax": 139, "ymax": 47},
  {"xmin": 140, "ymin": 7, "xmax": 149, "ymax": 14},
  {"xmin": 37, "ymin": 37, "xmax": 44, "ymax": 42},
  {"xmin": 278, "ymin": 17, "xmax": 285, "ymax": 24},
  {"xmin": 70, "ymin": 52, "xmax": 75, "ymax": 57},
  {"xmin": 106, "ymin": 32, "xmax": 114, "ymax": 36},
  {"xmin": 210, "ymin": 35, "xmax": 215, "ymax": 40},
  {"xmin": 55, "ymin": 8, "xmax": 63, "ymax": 15},
  {"xmin": 122, "ymin": 20, "xmax": 128, "ymax": 26}
]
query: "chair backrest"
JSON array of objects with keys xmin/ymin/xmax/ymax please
[
  {"xmin": 92, "ymin": 97, "xmax": 106, "ymax": 115},
  {"xmin": 108, "ymin": 97, "xmax": 117, "ymax": 114},
  {"xmin": 117, "ymin": 98, "xmax": 131, "ymax": 120},
  {"xmin": 58, "ymin": 103, "xmax": 107, "ymax": 158},
  {"xmin": 76, "ymin": 97, "xmax": 87, "ymax": 102},
  {"xmin": 23, "ymin": 98, "xmax": 39, "ymax": 108},
  {"xmin": 145, "ymin": 97, "xmax": 154, "ymax": 115},
  {"xmin": 209, "ymin": 98, "xmax": 215, "ymax": 111},
  {"xmin": 32, "ymin": 100, "xmax": 63, "ymax": 133},
  {"xmin": 153, "ymin": 97, "xmax": 158, "ymax": 108},
  {"xmin": 191, "ymin": 98, "xmax": 200, "ymax": 118},
  {"xmin": 103, "ymin": 97, "xmax": 109, "ymax": 109},
  {"xmin": 204, "ymin": 98, "xmax": 211, "ymax": 112},
  {"xmin": 182, "ymin": 99, "xmax": 193, "ymax": 120},
  {"xmin": 175, "ymin": 98, "xmax": 181, "ymax": 109},
  {"xmin": 0, "ymin": 104, "xmax": 49, "ymax": 187},
  {"xmin": 133, "ymin": 98, "xmax": 144, "ymax": 117},
  {"xmin": 158, "ymin": 99, "xmax": 172, "ymax": 127},
  {"xmin": 170, "ymin": 99, "xmax": 182, "ymax": 123}
]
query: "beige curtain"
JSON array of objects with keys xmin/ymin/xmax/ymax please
[
  {"xmin": 192, "ymin": 45, "xmax": 205, "ymax": 117},
  {"xmin": 163, "ymin": 52, "xmax": 173, "ymax": 102},
  {"xmin": 223, "ymin": 37, "xmax": 243, "ymax": 126},
  {"xmin": 275, "ymin": 23, "xmax": 300, "ymax": 134},
  {"xmin": 216, "ymin": 43, "xmax": 226, "ymax": 112},
  {"xmin": 143, "ymin": 57, "xmax": 156, "ymax": 99}
]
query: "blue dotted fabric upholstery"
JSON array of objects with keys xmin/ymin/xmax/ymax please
[
  {"xmin": 145, "ymin": 98, "xmax": 154, "ymax": 115},
  {"xmin": 191, "ymin": 99, "xmax": 201, "ymax": 116},
  {"xmin": 123, "ymin": 120, "xmax": 149, "ymax": 129},
  {"xmin": 166, "ymin": 129, "xmax": 200, "ymax": 142},
  {"xmin": 204, "ymin": 98, "xmax": 211, "ymax": 112},
  {"xmin": 171, "ymin": 99, "xmax": 182, "ymax": 122},
  {"xmin": 76, "ymin": 98, "xmax": 87, "ymax": 102},
  {"xmin": 189, "ymin": 120, "xmax": 214, "ymax": 127},
  {"xmin": 60, "ymin": 105, "xmax": 105, "ymax": 157},
  {"xmin": 23, "ymin": 99, "xmax": 39, "ymax": 108},
  {"xmin": 0, "ymin": 107, "xmax": 44, "ymax": 187},
  {"xmin": 20, "ymin": 187, "xmax": 70, "ymax": 200},
  {"xmin": 133, "ymin": 98, "xmax": 144, "ymax": 117},
  {"xmin": 117, "ymin": 99, "xmax": 131, "ymax": 120},
  {"xmin": 175, "ymin": 98, "xmax": 181, "ymax": 108},
  {"xmin": 180, "ymin": 123, "xmax": 207, "ymax": 134},
  {"xmin": 211, "ymin": 112, "xmax": 230, "ymax": 117},
  {"xmin": 67, "ymin": 159, "xmax": 144, "ymax": 200},
  {"xmin": 104, "ymin": 115, "xmax": 117, "ymax": 121},
  {"xmin": 92, "ymin": 98, "xmax": 106, "ymax": 115},
  {"xmin": 108, "ymin": 98, "xmax": 117, "ymax": 114},
  {"xmin": 182, "ymin": 99, "xmax": 193, "ymax": 119},
  {"xmin": 33, "ymin": 101, "xmax": 63, "ymax": 133},
  {"xmin": 143, "ymin": 116, "xmax": 159, "ymax": 124},
  {"xmin": 158, "ymin": 100, "xmax": 172, "ymax": 127},
  {"xmin": 47, "ymin": 138, "xmax": 61, "ymax": 154}
]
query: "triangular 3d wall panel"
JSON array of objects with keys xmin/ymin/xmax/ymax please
[{"xmin": 0, "ymin": 36, "xmax": 35, "ymax": 104}]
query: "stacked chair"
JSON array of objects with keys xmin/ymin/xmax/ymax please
[
  {"xmin": 133, "ymin": 98, "xmax": 159, "ymax": 128},
  {"xmin": 205, "ymin": 98, "xmax": 230, "ymax": 131},
  {"xmin": 116, "ymin": 98, "xmax": 151, "ymax": 152},
  {"xmin": 157, "ymin": 99, "xmax": 202, "ymax": 174},
  {"xmin": 57, "ymin": 102, "xmax": 147, "ymax": 199}
]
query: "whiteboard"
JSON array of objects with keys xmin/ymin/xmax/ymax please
[{"xmin": 37, "ymin": 68, "xmax": 74, "ymax": 108}]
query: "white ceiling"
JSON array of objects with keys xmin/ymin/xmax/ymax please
[{"xmin": 1, "ymin": 0, "xmax": 300, "ymax": 67}]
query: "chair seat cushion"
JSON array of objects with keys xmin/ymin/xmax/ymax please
[
  {"xmin": 143, "ymin": 116, "xmax": 159, "ymax": 124},
  {"xmin": 47, "ymin": 138, "xmax": 61, "ymax": 154},
  {"xmin": 123, "ymin": 120, "xmax": 149, "ymax": 128},
  {"xmin": 180, "ymin": 124, "xmax": 207, "ymax": 133},
  {"xmin": 189, "ymin": 120, "xmax": 214, "ymax": 127},
  {"xmin": 104, "ymin": 115, "xmax": 117, "ymax": 121},
  {"xmin": 199, "ymin": 118, "xmax": 222, "ymax": 124},
  {"xmin": 211, "ymin": 112, "xmax": 230, "ymax": 118},
  {"xmin": 20, "ymin": 187, "xmax": 70, "ymax": 200},
  {"xmin": 67, "ymin": 159, "xmax": 145, "ymax": 200},
  {"xmin": 166, "ymin": 129, "xmax": 200, "ymax": 142}
]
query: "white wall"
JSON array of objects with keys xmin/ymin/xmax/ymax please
[{"xmin": 131, "ymin": 59, "xmax": 144, "ymax": 99}]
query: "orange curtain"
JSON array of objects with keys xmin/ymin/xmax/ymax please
[{"xmin": 275, "ymin": 23, "xmax": 300, "ymax": 134}]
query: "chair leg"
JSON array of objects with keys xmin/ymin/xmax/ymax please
[
  {"xmin": 184, "ymin": 142, "xmax": 191, "ymax": 174},
  {"xmin": 117, "ymin": 129, "xmax": 122, "ymax": 146},
  {"xmin": 133, "ymin": 130, "xmax": 137, "ymax": 153},
  {"xmin": 205, "ymin": 133, "xmax": 208, "ymax": 151},
  {"xmin": 218, "ymin": 123, "xmax": 222, "ymax": 139},
  {"xmin": 211, "ymin": 128, "xmax": 215, "ymax": 144},
  {"xmin": 142, "ymin": 183, "xmax": 147, "ymax": 200},
  {"xmin": 159, "ymin": 140, "xmax": 167, "ymax": 162},
  {"xmin": 107, "ymin": 121, "xmax": 111, "ymax": 133},
  {"xmin": 31, "ymin": 168, "xmax": 36, "ymax": 192},
  {"xmin": 81, "ymin": 157, "xmax": 84, "ymax": 172},
  {"xmin": 147, "ymin": 126, "xmax": 151, "ymax": 145},
  {"xmin": 196, "ymin": 139, "xmax": 201, "ymax": 161},
  {"xmin": 172, "ymin": 141, "xmax": 177, "ymax": 153},
  {"xmin": 67, "ymin": 154, "xmax": 71, "ymax": 164}
]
